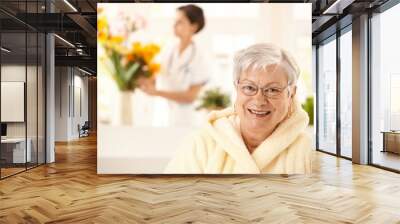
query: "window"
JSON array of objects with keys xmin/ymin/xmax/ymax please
[
  {"xmin": 339, "ymin": 28, "xmax": 352, "ymax": 158},
  {"xmin": 371, "ymin": 2, "xmax": 400, "ymax": 171},
  {"xmin": 317, "ymin": 36, "xmax": 337, "ymax": 154}
]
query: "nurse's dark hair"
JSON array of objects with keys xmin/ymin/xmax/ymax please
[{"xmin": 177, "ymin": 4, "xmax": 205, "ymax": 34}]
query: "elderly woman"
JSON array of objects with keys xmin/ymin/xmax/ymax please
[{"xmin": 164, "ymin": 43, "xmax": 312, "ymax": 174}]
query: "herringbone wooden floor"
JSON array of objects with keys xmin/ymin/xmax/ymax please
[{"xmin": 1, "ymin": 134, "xmax": 400, "ymax": 224}]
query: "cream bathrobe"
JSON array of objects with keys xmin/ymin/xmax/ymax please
[{"xmin": 164, "ymin": 100, "xmax": 312, "ymax": 174}]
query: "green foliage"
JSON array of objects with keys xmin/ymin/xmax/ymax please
[
  {"xmin": 109, "ymin": 51, "xmax": 141, "ymax": 91},
  {"xmin": 302, "ymin": 96, "xmax": 314, "ymax": 126},
  {"xmin": 196, "ymin": 88, "xmax": 231, "ymax": 111}
]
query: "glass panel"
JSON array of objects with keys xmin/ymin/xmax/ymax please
[
  {"xmin": 0, "ymin": 1, "xmax": 46, "ymax": 178},
  {"xmin": 1, "ymin": 30, "xmax": 27, "ymax": 177},
  {"xmin": 317, "ymin": 37, "xmax": 337, "ymax": 154},
  {"xmin": 38, "ymin": 32, "xmax": 45, "ymax": 165},
  {"xmin": 0, "ymin": 0, "xmax": 27, "ymax": 178},
  {"xmin": 340, "ymin": 29, "xmax": 352, "ymax": 158},
  {"xmin": 27, "ymin": 30, "xmax": 38, "ymax": 169},
  {"xmin": 371, "ymin": 3, "xmax": 400, "ymax": 171},
  {"xmin": 26, "ymin": 0, "xmax": 38, "ymax": 169}
]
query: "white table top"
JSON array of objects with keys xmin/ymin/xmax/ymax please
[
  {"xmin": 97, "ymin": 124, "xmax": 194, "ymax": 174},
  {"xmin": 1, "ymin": 138, "xmax": 30, "ymax": 143}
]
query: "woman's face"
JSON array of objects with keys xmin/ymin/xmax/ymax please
[
  {"xmin": 235, "ymin": 64, "xmax": 296, "ymax": 133},
  {"xmin": 174, "ymin": 10, "xmax": 197, "ymax": 39}
]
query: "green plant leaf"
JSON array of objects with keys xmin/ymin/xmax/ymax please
[
  {"xmin": 301, "ymin": 96, "xmax": 314, "ymax": 125},
  {"xmin": 110, "ymin": 51, "xmax": 126, "ymax": 90},
  {"xmin": 125, "ymin": 62, "xmax": 140, "ymax": 83}
]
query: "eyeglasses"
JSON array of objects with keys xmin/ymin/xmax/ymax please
[{"xmin": 237, "ymin": 81, "xmax": 291, "ymax": 99}]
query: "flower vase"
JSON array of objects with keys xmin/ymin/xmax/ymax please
[{"xmin": 120, "ymin": 90, "xmax": 134, "ymax": 125}]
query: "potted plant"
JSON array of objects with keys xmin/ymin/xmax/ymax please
[
  {"xmin": 196, "ymin": 88, "xmax": 231, "ymax": 111},
  {"xmin": 301, "ymin": 96, "xmax": 314, "ymax": 126}
]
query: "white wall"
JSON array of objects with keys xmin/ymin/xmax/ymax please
[
  {"xmin": 55, "ymin": 67, "xmax": 89, "ymax": 141},
  {"xmin": 55, "ymin": 66, "xmax": 68, "ymax": 141},
  {"xmin": 71, "ymin": 73, "xmax": 89, "ymax": 138}
]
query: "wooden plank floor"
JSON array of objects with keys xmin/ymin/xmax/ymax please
[
  {"xmin": 0, "ymin": 167, "xmax": 26, "ymax": 178},
  {"xmin": 1, "ymin": 134, "xmax": 400, "ymax": 224}
]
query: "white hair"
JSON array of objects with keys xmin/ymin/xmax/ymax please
[{"xmin": 233, "ymin": 43, "xmax": 300, "ymax": 85}]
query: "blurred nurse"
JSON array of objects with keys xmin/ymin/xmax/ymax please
[{"xmin": 140, "ymin": 4, "xmax": 209, "ymax": 127}]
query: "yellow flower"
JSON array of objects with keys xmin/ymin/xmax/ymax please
[
  {"xmin": 130, "ymin": 42, "xmax": 160, "ymax": 63},
  {"xmin": 126, "ymin": 54, "xmax": 135, "ymax": 61},
  {"xmin": 141, "ymin": 44, "xmax": 160, "ymax": 63},
  {"xmin": 98, "ymin": 31, "xmax": 107, "ymax": 43},
  {"xmin": 142, "ymin": 52, "xmax": 152, "ymax": 64},
  {"xmin": 97, "ymin": 17, "xmax": 109, "ymax": 43},
  {"xmin": 146, "ymin": 44, "xmax": 160, "ymax": 55},
  {"xmin": 109, "ymin": 35, "xmax": 124, "ymax": 44},
  {"xmin": 149, "ymin": 63, "xmax": 161, "ymax": 75},
  {"xmin": 97, "ymin": 17, "xmax": 107, "ymax": 31},
  {"xmin": 132, "ymin": 42, "xmax": 142, "ymax": 52}
]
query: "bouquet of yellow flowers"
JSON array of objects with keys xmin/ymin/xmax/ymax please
[{"xmin": 98, "ymin": 10, "xmax": 161, "ymax": 91}]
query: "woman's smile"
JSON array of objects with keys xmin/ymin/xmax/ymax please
[{"xmin": 247, "ymin": 107, "xmax": 272, "ymax": 118}]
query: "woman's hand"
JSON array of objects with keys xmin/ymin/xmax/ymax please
[{"xmin": 138, "ymin": 78, "xmax": 158, "ymax": 96}]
